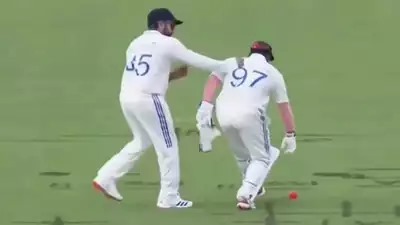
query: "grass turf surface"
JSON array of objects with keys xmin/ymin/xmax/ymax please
[{"xmin": 1, "ymin": 0, "xmax": 400, "ymax": 224}]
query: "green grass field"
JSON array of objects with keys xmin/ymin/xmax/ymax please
[{"xmin": 1, "ymin": 0, "xmax": 400, "ymax": 224}]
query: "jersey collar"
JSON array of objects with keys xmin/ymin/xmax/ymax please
[
  {"xmin": 249, "ymin": 53, "xmax": 268, "ymax": 63},
  {"xmin": 143, "ymin": 30, "xmax": 162, "ymax": 35}
]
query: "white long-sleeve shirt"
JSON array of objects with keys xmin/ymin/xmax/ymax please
[{"xmin": 120, "ymin": 30, "xmax": 224, "ymax": 100}]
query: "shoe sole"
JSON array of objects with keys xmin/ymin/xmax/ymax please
[
  {"xmin": 236, "ymin": 196, "xmax": 255, "ymax": 210},
  {"xmin": 157, "ymin": 202, "xmax": 193, "ymax": 209},
  {"xmin": 92, "ymin": 181, "xmax": 122, "ymax": 202},
  {"xmin": 157, "ymin": 205, "xmax": 193, "ymax": 209}
]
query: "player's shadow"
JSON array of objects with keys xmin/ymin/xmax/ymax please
[
  {"xmin": 262, "ymin": 197, "xmax": 302, "ymax": 225},
  {"xmin": 296, "ymin": 132, "xmax": 370, "ymax": 143}
]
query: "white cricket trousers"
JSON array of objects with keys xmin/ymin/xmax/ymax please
[
  {"xmin": 96, "ymin": 93, "xmax": 180, "ymax": 202},
  {"xmin": 216, "ymin": 108, "xmax": 280, "ymax": 201}
]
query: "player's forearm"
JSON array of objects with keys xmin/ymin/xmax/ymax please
[
  {"xmin": 278, "ymin": 102, "xmax": 296, "ymax": 133},
  {"xmin": 203, "ymin": 75, "xmax": 222, "ymax": 103},
  {"xmin": 178, "ymin": 50, "xmax": 224, "ymax": 72}
]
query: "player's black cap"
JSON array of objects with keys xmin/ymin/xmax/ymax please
[
  {"xmin": 250, "ymin": 41, "xmax": 274, "ymax": 61},
  {"xmin": 147, "ymin": 8, "xmax": 183, "ymax": 28}
]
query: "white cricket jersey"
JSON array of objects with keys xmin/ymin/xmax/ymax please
[
  {"xmin": 214, "ymin": 53, "xmax": 289, "ymax": 115},
  {"xmin": 120, "ymin": 30, "xmax": 225, "ymax": 100}
]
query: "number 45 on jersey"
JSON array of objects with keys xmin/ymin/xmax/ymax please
[{"xmin": 126, "ymin": 54, "xmax": 152, "ymax": 76}]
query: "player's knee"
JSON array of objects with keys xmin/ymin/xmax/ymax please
[
  {"xmin": 234, "ymin": 155, "xmax": 250, "ymax": 164},
  {"xmin": 120, "ymin": 138, "xmax": 151, "ymax": 155},
  {"xmin": 251, "ymin": 152, "xmax": 271, "ymax": 166}
]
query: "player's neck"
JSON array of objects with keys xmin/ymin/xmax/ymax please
[{"xmin": 147, "ymin": 27, "xmax": 173, "ymax": 37}]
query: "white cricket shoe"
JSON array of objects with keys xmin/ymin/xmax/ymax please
[
  {"xmin": 92, "ymin": 180, "xmax": 123, "ymax": 202},
  {"xmin": 236, "ymin": 196, "xmax": 256, "ymax": 210},
  {"xmin": 157, "ymin": 198, "xmax": 193, "ymax": 209},
  {"xmin": 236, "ymin": 187, "xmax": 265, "ymax": 210}
]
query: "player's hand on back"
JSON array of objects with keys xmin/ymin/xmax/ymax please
[{"xmin": 281, "ymin": 132, "xmax": 296, "ymax": 154}]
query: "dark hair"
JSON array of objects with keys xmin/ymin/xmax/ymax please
[
  {"xmin": 148, "ymin": 20, "xmax": 176, "ymax": 29},
  {"xmin": 148, "ymin": 24, "xmax": 157, "ymax": 29}
]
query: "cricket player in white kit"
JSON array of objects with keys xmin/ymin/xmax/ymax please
[
  {"xmin": 93, "ymin": 8, "xmax": 226, "ymax": 208},
  {"xmin": 196, "ymin": 41, "xmax": 297, "ymax": 210}
]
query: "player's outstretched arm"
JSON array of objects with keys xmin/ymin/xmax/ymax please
[{"xmin": 169, "ymin": 39, "xmax": 225, "ymax": 73}]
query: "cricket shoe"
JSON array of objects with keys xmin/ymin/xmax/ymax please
[
  {"xmin": 92, "ymin": 180, "xmax": 123, "ymax": 202},
  {"xmin": 157, "ymin": 198, "xmax": 193, "ymax": 209},
  {"xmin": 236, "ymin": 196, "xmax": 256, "ymax": 210},
  {"xmin": 256, "ymin": 187, "xmax": 266, "ymax": 198}
]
